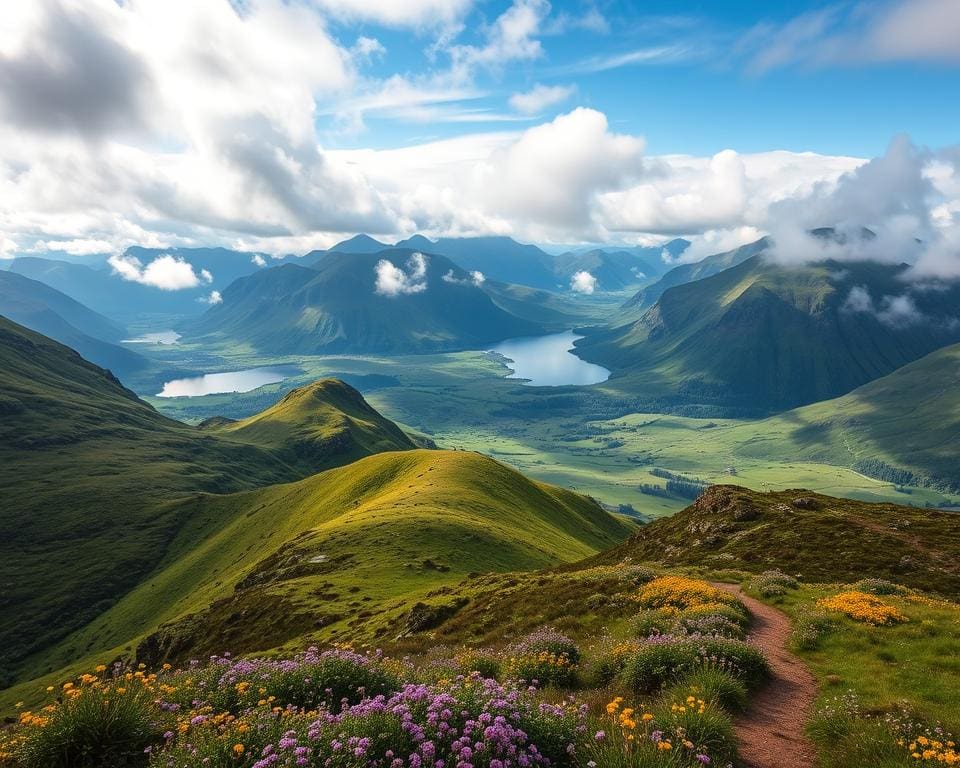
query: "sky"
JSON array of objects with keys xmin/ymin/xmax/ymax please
[{"xmin": 0, "ymin": 0, "xmax": 959, "ymax": 278}]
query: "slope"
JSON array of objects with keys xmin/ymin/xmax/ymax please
[
  {"xmin": 578, "ymin": 254, "xmax": 960, "ymax": 413},
  {"xmin": 732, "ymin": 341, "xmax": 960, "ymax": 492},
  {"xmin": 209, "ymin": 378, "xmax": 417, "ymax": 473},
  {"xmin": 585, "ymin": 485, "xmax": 960, "ymax": 594},
  {"xmin": 185, "ymin": 250, "xmax": 540, "ymax": 353},
  {"xmin": 0, "ymin": 271, "xmax": 148, "ymax": 376},
  {"xmin": 620, "ymin": 237, "xmax": 770, "ymax": 318},
  {"xmin": 17, "ymin": 450, "xmax": 633, "ymax": 682},
  {"xmin": 0, "ymin": 318, "xmax": 416, "ymax": 684}
]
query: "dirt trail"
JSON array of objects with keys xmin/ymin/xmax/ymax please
[{"xmin": 712, "ymin": 582, "xmax": 818, "ymax": 768}]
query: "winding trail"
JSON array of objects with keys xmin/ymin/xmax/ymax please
[{"xmin": 712, "ymin": 583, "xmax": 818, "ymax": 768}]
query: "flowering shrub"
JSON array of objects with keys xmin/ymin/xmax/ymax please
[
  {"xmin": 156, "ymin": 673, "xmax": 587, "ymax": 768},
  {"xmin": 620, "ymin": 635, "xmax": 768, "ymax": 694},
  {"xmin": 788, "ymin": 608, "xmax": 837, "ymax": 652},
  {"xmin": 504, "ymin": 628, "xmax": 580, "ymax": 688},
  {"xmin": 162, "ymin": 648, "xmax": 401, "ymax": 715},
  {"xmin": 850, "ymin": 578, "xmax": 906, "ymax": 597},
  {"xmin": 817, "ymin": 592, "xmax": 908, "ymax": 626},
  {"xmin": 582, "ymin": 694, "xmax": 734, "ymax": 767},
  {"xmin": 748, "ymin": 570, "xmax": 798, "ymax": 598},
  {"xmin": 636, "ymin": 578, "xmax": 740, "ymax": 614},
  {"xmin": 12, "ymin": 665, "xmax": 166, "ymax": 768}
]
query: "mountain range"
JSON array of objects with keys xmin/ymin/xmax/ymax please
[
  {"xmin": 577, "ymin": 251, "xmax": 960, "ymax": 412},
  {"xmin": 184, "ymin": 250, "xmax": 541, "ymax": 354},
  {"xmin": 0, "ymin": 270, "xmax": 147, "ymax": 376}
]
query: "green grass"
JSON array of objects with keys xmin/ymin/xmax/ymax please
[
  {"xmin": 589, "ymin": 485, "xmax": 960, "ymax": 595},
  {"xmin": 755, "ymin": 584, "xmax": 960, "ymax": 767}
]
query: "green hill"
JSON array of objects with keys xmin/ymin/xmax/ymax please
[
  {"xmin": 0, "ymin": 271, "xmax": 148, "ymax": 376},
  {"xmin": 619, "ymin": 237, "xmax": 769, "ymax": 317},
  {"xmin": 185, "ymin": 250, "xmax": 540, "ymax": 353},
  {"xmin": 64, "ymin": 449, "xmax": 631, "ymax": 670},
  {"xmin": 730, "ymin": 341, "xmax": 960, "ymax": 492},
  {"xmin": 0, "ymin": 318, "xmax": 416, "ymax": 684},
  {"xmin": 209, "ymin": 378, "xmax": 416, "ymax": 473},
  {"xmin": 578, "ymin": 254, "xmax": 960, "ymax": 413},
  {"xmin": 586, "ymin": 485, "xmax": 960, "ymax": 594}
]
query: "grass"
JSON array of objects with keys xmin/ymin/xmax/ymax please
[
  {"xmin": 137, "ymin": 339, "xmax": 960, "ymax": 520},
  {"xmin": 589, "ymin": 486, "xmax": 960, "ymax": 595},
  {"xmin": 2, "ymin": 449, "xmax": 633, "ymax": 711}
]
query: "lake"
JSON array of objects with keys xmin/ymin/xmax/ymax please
[
  {"xmin": 123, "ymin": 330, "xmax": 181, "ymax": 345},
  {"xmin": 491, "ymin": 330, "xmax": 610, "ymax": 387},
  {"xmin": 156, "ymin": 366, "xmax": 298, "ymax": 398}
]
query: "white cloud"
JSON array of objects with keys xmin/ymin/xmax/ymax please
[
  {"xmin": 199, "ymin": 289, "xmax": 223, "ymax": 305},
  {"xmin": 442, "ymin": 268, "xmax": 485, "ymax": 286},
  {"xmin": 742, "ymin": 0, "xmax": 960, "ymax": 73},
  {"xmin": 375, "ymin": 252, "xmax": 429, "ymax": 296},
  {"xmin": 30, "ymin": 238, "xmax": 113, "ymax": 256},
  {"xmin": 0, "ymin": 237, "xmax": 17, "ymax": 259},
  {"xmin": 570, "ymin": 270, "xmax": 597, "ymax": 294},
  {"xmin": 449, "ymin": 0, "xmax": 550, "ymax": 79},
  {"xmin": 107, "ymin": 253, "xmax": 214, "ymax": 290},
  {"xmin": 509, "ymin": 83, "xmax": 574, "ymax": 114},
  {"xmin": 841, "ymin": 285, "xmax": 926, "ymax": 328},
  {"xmin": 251, "ymin": 253, "xmax": 267, "ymax": 267},
  {"xmin": 309, "ymin": 0, "xmax": 472, "ymax": 29}
]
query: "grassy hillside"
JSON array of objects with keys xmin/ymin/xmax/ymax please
[
  {"xmin": 579, "ymin": 255, "xmax": 960, "ymax": 413},
  {"xmin": 742, "ymin": 342, "xmax": 960, "ymax": 492},
  {"xmin": 587, "ymin": 485, "xmax": 960, "ymax": 594},
  {"xmin": 0, "ymin": 318, "xmax": 418, "ymax": 685},
  {"xmin": 209, "ymin": 378, "xmax": 417, "ymax": 473},
  {"xmin": 40, "ymin": 449, "xmax": 630, "ymax": 675},
  {"xmin": 185, "ymin": 250, "xmax": 540, "ymax": 354},
  {"xmin": 619, "ymin": 237, "xmax": 769, "ymax": 317}
]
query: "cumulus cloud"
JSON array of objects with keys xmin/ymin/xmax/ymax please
[
  {"xmin": 442, "ymin": 268, "xmax": 485, "ymax": 286},
  {"xmin": 570, "ymin": 270, "xmax": 597, "ymax": 294},
  {"xmin": 761, "ymin": 136, "xmax": 960, "ymax": 280},
  {"xmin": 449, "ymin": 0, "xmax": 550, "ymax": 79},
  {"xmin": 199, "ymin": 290, "xmax": 223, "ymax": 305},
  {"xmin": 509, "ymin": 83, "xmax": 575, "ymax": 114},
  {"xmin": 108, "ymin": 253, "xmax": 214, "ymax": 290},
  {"xmin": 841, "ymin": 285, "xmax": 926, "ymax": 327},
  {"xmin": 251, "ymin": 253, "xmax": 267, "ymax": 267},
  {"xmin": 375, "ymin": 252, "xmax": 429, "ymax": 296}
]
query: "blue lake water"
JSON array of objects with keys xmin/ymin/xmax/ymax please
[
  {"xmin": 156, "ymin": 366, "xmax": 297, "ymax": 398},
  {"xmin": 491, "ymin": 330, "xmax": 610, "ymax": 387}
]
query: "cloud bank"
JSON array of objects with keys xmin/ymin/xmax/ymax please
[
  {"xmin": 107, "ymin": 253, "xmax": 213, "ymax": 290},
  {"xmin": 375, "ymin": 253, "xmax": 428, "ymax": 296}
]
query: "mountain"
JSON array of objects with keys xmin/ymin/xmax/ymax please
[
  {"xmin": 0, "ymin": 270, "xmax": 148, "ymax": 376},
  {"xmin": 741, "ymin": 341, "xmax": 960, "ymax": 493},
  {"xmin": 621, "ymin": 237, "xmax": 770, "ymax": 316},
  {"xmin": 206, "ymin": 379, "xmax": 417, "ymax": 474},
  {"xmin": 0, "ymin": 318, "xmax": 417, "ymax": 683},
  {"xmin": 393, "ymin": 236, "xmax": 559, "ymax": 289},
  {"xmin": 552, "ymin": 248, "xmax": 663, "ymax": 290},
  {"xmin": 327, "ymin": 234, "xmax": 389, "ymax": 253},
  {"xmin": 184, "ymin": 250, "xmax": 541, "ymax": 353},
  {"xmin": 585, "ymin": 485, "xmax": 960, "ymax": 595},
  {"xmin": 577, "ymin": 254, "xmax": 960, "ymax": 413},
  {"xmin": 8, "ymin": 248, "xmax": 273, "ymax": 322}
]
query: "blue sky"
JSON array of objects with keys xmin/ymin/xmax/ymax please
[
  {"xmin": 0, "ymin": 0, "xmax": 958, "ymax": 267},
  {"xmin": 318, "ymin": 0, "xmax": 960, "ymax": 157}
]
